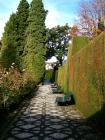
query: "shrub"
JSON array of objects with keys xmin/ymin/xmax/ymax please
[{"xmin": 0, "ymin": 64, "xmax": 36, "ymax": 109}]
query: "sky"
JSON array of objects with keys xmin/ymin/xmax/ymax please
[{"xmin": 0, "ymin": 0, "xmax": 82, "ymax": 39}]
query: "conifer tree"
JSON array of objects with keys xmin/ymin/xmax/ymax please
[
  {"xmin": 23, "ymin": 0, "xmax": 47, "ymax": 83},
  {"xmin": 0, "ymin": 13, "xmax": 17, "ymax": 68},
  {"xmin": 16, "ymin": 0, "xmax": 29, "ymax": 69}
]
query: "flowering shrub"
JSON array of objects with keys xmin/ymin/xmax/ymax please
[
  {"xmin": 0, "ymin": 63, "xmax": 22, "ymax": 107},
  {"xmin": 0, "ymin": 63, "xmax": 36, "ymax": 109},
  {"xmin": 20, "ymin": 80, "xmax": 36, "ymax": 96}
]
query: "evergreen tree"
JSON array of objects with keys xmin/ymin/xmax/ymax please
[
  {"xmin": 0, "ymin": 13, "xmax": 17, "ymax": 68},
  {"xmin": 16, "ymin": 0, "xmax": 29, "ymax": 69},
  {"xmin": 23, "ymin": 0, "xmax": 47, "ymax": 83}
]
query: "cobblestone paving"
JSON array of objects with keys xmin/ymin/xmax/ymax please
[{"xmin": 4, "ymin": 85, "xmax": 104, "ymax": 140}]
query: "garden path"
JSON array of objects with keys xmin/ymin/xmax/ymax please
[{"xmin": 3, "ymin": 84, "xmax": 104, "ymax": 140}]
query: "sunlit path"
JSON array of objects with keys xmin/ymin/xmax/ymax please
[{"xmin": 4, "ymin": 84, "xmax": 103, "ymax": 140}]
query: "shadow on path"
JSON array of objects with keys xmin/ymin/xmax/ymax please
[
  {"xmin": 6, "ymin": 114, "xmax": 103, "ymax": 140},
  {"xmin": 2, "ymin": 85, "xmax": 105, "ymax": 140},
  {"xmin": 87, "ymin": 103, "xmax": 105, "ymax": 134}
]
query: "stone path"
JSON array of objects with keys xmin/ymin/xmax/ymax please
[{"xmin": 3, "ymin": 84, "xmax": 104, "ymax": 140}]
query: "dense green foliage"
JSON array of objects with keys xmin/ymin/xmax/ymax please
[
  {"xmin": 44, "ymin": 67, "xmax": 58, "ymax": 83},
  {"xmin": 0, "ymin": 64, "xmax": 36, "ymax": 109},
  {"xmin": 58, "ymin": 36, "xmax": 88, "ymax": 92},
  {"xmin": 1, "ymin": 0, "xmax": 46, "ymax": 83},
  {"xmin": 57, "ymin": 33, "xmax": 105, "ymax": 127},
  {"xmin": 0, "ymin": 0, "xmax": 47, "ymax": 109},
  {"xmin": 46, "ymin": 25, "xmax": 70, "ymax": 65},
  {"xmin": 0, "ymin": 13, "xmax": 17, "ymax": 68},
  {"xmin": 23, "ymin": 0, "xmax": 47, "ymax": 83},
  {"xmin": 16, "ymin": 0, "xmax": 29, "ymax": 68},
  {"xmin": 44, "ymin": 70, "xmax": 54, "ymax": 81},
  {"xmin": 1, "ymin": 0, "xmax": 29, "ymax": 69},
  {"xmin": 71, "ymin": 36, "xmax": 89, "ymax": 55},
  {"xmin": 57, "ymin": 61, "xmax": 69, "ymax": 93}
]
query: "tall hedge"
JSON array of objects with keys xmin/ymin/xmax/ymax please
[
  {"xmin": 58, "ymin": 36, "xmax": 88, "ymax": 93},
  {"xmin": 70, "ymin": 33, "xmax": 105, "ymax": 123},
  {"xmin": 57, "ymin": 33, "xmax": 105, "ymax": 127},
  {"xmin": 71, "ymin": 36, "xmax": 89, "ymax": 55}
]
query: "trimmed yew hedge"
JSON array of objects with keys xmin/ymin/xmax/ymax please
[{"xmin": 57, "ymin": 33, "xmax": 105, "ymax": 127}]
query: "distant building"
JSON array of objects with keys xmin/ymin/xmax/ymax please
[
  {"xmin": 69, "ymin": 40, "xmax": 72, "ymax": 44},
  {"xmin": 45, "ymin": 56, "xmax": 58, "ymax": 70}
]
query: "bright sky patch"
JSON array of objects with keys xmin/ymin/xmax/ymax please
[{"xmin": 0, "ymin": 0, "xmax": 82, "ymax": 39}]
